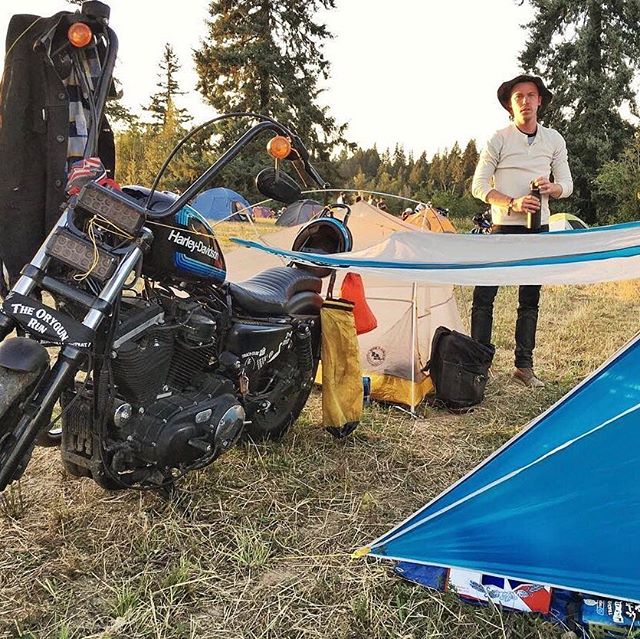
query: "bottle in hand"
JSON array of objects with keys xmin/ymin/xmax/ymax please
[{"xmin": 527, "ymin": 180, "xmax": 542, "ymax": 230}]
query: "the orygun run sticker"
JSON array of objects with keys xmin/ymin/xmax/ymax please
[{"xmin": 3, "ymin": 293, "xmax": 93, "ymax": 348}]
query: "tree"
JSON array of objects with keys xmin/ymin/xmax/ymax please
[
  {"xmin": 460, "ymin": 139, "xmax": 479, "ymax": 192},
  {"xmin": 446, "ymin": 142, "xmax": 463, "ymax": 196},
  {"xmin": 519, "ymin": 1, "xmax": 640, "ymax": 222},
  {"xmin": 408, "ymin": 151, "xmax": 428, "ymax": 191},
  {"xmin": 116, "ymin": 103, "xmax": 207, "ymax": 193},
  {"xmin": 193, "ymin": 0, "xmax": 346, "ymax": 164},
  {"xmin": 428, "ymin": 152, "xmax": 448, "ymax": 193},
  {"xmin": 593, "ymin": 133, "xmax": 640, "ymax": 223},
  {"xmin": 146, "ymin": 44, "xmax": 191, "ymax": 127}
]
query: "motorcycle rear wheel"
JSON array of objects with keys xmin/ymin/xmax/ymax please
[{"xmin": 243, "ymin": 349, "xmax": 316, "ymax": 442}]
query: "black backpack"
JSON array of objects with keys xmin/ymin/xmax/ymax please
[{"xmin": 425, "ymin": 326, "xmax": 495, "ymax": 411}]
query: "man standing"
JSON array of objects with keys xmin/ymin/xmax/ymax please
[{"xmin": 471, "ymin": 74, "xmax": 573, "ymax": 387}]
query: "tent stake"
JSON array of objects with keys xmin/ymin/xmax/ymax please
[{"xmin": 392, "ymin": 404, "xmax": 419, "ymax": 419}]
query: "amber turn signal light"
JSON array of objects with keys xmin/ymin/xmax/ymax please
[
  {"xmin": 267, "ymin": 135, "xmax": 292, "ymax": 160},
  {"xmin": 68, "ymin": 22, "xmax": 93, "ymax": 48}
]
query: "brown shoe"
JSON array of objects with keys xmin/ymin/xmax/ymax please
[{"xmin": 513, "ymin": 367, "xmax": 545, "ymax": 388}]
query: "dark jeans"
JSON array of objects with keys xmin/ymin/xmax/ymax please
[{"xmin": 471, "ymin": 224, "xmax": 549, "ymax": 369}]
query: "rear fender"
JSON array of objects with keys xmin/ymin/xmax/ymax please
[
  {"xmin": 0, "ymin": 337, "xmax": 50, "ymax": 373},
  {"xmin": 285, "ymin": 291, "xmax": 323, "ymax": 316}
]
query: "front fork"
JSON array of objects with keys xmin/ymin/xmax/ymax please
[{"xmin": 0, "ymin": 216, "xmax": 152, "ymax": 490}]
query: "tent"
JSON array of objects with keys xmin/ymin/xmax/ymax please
[
  {"xmin": 275, "ymin": 199, "xmax": 323, "ymax": 227},
  {"xmin": 191, "ymin": 187, "xmax": 253, "ymax": 222},
  {"xmin": 365, "ymin": 329, "xmax": 640, "ymax": 603},
  {"xmin": 241, "ymin": 221, "xmax": 640, "ymax": 607},
  {"xmin": 225, "ymin": 201, "xmax": 464, "ymax": 410},
  {"xmin": 252, "ymin": 205, "xmax": 274, "ymax": 219},
  {"xmin": 405, "ymin": 207, "xmax": 457, "ymax": 233},
  {"xmin": 549, "ymin": 212, "xmax": 589, "ymax": 231}
]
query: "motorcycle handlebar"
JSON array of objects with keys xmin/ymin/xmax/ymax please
[
  {"xmin": 288, "ymin": 134, "xmax": 329, "ymax": 189},
  {"xmin": 143, "ymin": 118, "xmax": 327, "ymax": 220}
]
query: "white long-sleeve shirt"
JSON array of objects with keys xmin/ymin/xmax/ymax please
[{"xmin": 471, "ymin": 123, "xmax": 573, "ymax": 226}]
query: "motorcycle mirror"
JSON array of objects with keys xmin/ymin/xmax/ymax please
[
  {"xmin": 255, "ymin": 167, "xmax": 302, "ymax": 205},
  {"xmin": 81, "ymin": 1, "xmax": 111, "ymax": 22}
]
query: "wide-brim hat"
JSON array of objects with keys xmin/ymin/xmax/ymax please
[{"xmin": 497, "ymin": 74, "xmax": 553, "ymax": 113}]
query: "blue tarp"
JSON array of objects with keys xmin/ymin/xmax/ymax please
[
  {"xmin": 368, "ymin": 332, "xmax": 640, "ymax": 603},
  {"xmin": 191, "ymin": 187, "xmax": 252, "ymax": 221}
]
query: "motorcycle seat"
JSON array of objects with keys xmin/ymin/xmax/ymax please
[{"xmin": 229, "ymin": 267, "xmax": 322, "ymax": 315}]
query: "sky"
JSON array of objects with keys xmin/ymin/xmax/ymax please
[{"xmin": 0, "ymin": 0, "xmax": 535, "ymax": 156}]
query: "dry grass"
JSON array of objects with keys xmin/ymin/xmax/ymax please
[
  {"xmin": 2, "ymin": 270, "xmax": 639, "ymax": 637},
  {"xmin": 210, "ymin": 218, "xmax": 276, "ymax": 251}
]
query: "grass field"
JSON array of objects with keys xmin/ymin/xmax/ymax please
[{"xmin": 1, "ymin": 239, "xmax": 639, "ymax": 637}]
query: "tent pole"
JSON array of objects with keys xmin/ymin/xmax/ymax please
[{"xmin": 410, "ymin": 282, "xmax": 417, "ymax": 413}]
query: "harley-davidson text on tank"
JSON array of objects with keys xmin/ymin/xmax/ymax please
[{"xmin": 168, "ymin": 229, "xmax": 219, "ymax": 260}]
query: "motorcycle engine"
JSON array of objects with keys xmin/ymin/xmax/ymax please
[
  {"xmin": 62, "ymin": 295, "xmax": 245, "ymax": 483},
  {"xmin": 110, "ymin": 297, "xmax": 218, "ymax": 403}
]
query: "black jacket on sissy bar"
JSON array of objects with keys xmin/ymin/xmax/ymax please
[{"xmin": 0, "ymin": 11, "xmax": 115, "ymax": 284}]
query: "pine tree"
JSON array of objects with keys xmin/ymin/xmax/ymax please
[
  {"xmin": 117, "ymin": 103, "xmax": 207, "ymax": 193},
  {"xmin": 362, "ymin": 147, "xmax": 381, "ymax": 179},
  {"xmin": 194, "ymin": 0, "xmax": 346, "ymax": 162},
  {"xmin": 519, "ymin": 1, "xmax": 640, "ymax": 222},
  {"xmin": 146, "ymin": 44, "xmax": 191, "ymax": 127},
  {"xmin": 429, "ymin": 152, "xmax": 449, "ymax": 193},
  {"xmin": 392, "ymin": 144, "xmax": 407, "ymax": 174},
  {"xmin": 408, "ymin": 152, "xmax": 429, "ymax": 192},
  {"xmin": 460, "ymin": 140, "xmax": 479, "ymax": 193},
  {"xmin": 447, "ymin": 142, "xmax": 463, "ymax": 196}
]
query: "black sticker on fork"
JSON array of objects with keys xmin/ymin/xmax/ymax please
[{"xmin": 2, "ymin": 293, "xmax": 93, "ymax": 348}]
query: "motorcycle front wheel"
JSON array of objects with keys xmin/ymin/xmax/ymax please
[{"xmin": 0, "ymin": 366, "xmax": 42, "ymax": 485}]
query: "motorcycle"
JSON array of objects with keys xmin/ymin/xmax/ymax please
[
  {"xmin": 471, "ymin": 209, "xmax": 492, "ymax": 234},
  {"xmin": 0, "ymin": 3, "xmax": 340, "ymax": 494}
]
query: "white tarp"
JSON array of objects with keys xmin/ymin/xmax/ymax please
[{"xmin": 233, "ymin": 222, "xmax": 640, "ymax": 286}]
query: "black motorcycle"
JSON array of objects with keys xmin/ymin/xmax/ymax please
[
  {"xmin": 471, "ymin": 209, "xmax": 493, "ymax": 234},
  {"xmin": 0, "ymin": 5, "xmax": 338, "ymax": 493}
]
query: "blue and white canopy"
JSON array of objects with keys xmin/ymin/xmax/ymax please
[{"xmin": 233, "ymin": 221, "xmax": 640, "ymax": 285}]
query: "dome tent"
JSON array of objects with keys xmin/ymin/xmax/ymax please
[
  {"xmin": 276, "ymin": 199, "xmax": 323, "ymax": 227},
  {"xmin": 225, "ymin": 201, "xmax": 464, "ymax": 411},
  {"xmin": 405, "ymin": 206, "xmax": 456, "ymax": 233},
  {"xmin": 549, "ymin": 212, "xmax": 589, "ymax": 231},
  {"xmin": 191, "ymin": 187, "xmax": 253, "ymax": 222}
]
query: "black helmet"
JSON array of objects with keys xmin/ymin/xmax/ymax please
[{"xmin": 291, "ymin": 217, "xmax": 353, "ymax": 278}]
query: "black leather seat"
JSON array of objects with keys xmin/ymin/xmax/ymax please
[{"xmin": 228, "ymin": 267, "xmax": 322, "ymax": 315}]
